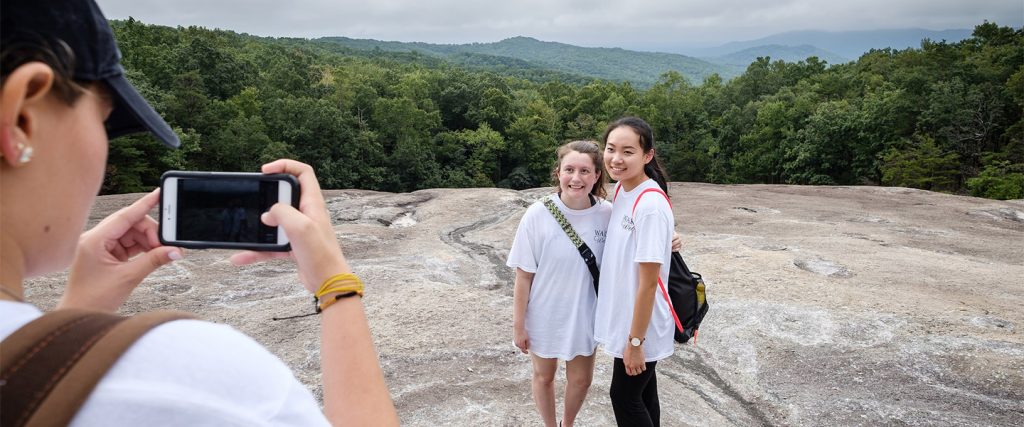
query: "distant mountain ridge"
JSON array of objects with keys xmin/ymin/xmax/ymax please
[
  {"xmin": 319, "ymin": 28, "xmax": 981, "ymax": 87},
  {"xmin": 707, "ymin": 44, "xmax": 851, "ymax": 66},
  {"xmin": 687, "ymin": 28, "xmax": 974, "ymax": 60},
  {"xmin": 318, "ymin": 35, "xmax": 735, "ymax": 86}
]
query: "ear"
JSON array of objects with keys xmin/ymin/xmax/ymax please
[
  {"xmin": 0, "ymin": 62, "xmax": 56, "ymax": 167},
  {"xmin": 644, "ymin": 148, "xmax": 656, "ymax": 164}
]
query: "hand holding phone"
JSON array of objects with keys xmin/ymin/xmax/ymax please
[
  {"xmin": 61, "ymin": 190, "xmax": 183, "ymax": 311},
  {"xmin": 229, "ymin": 160, "xmax": 352, "ymax": 293},
  {"xmin": 225, "ymin": 160, "xmax": 397, "ymax": 423},
  {"xmin": 160, "ymin": 171, "xmax": 300, "ymax": 251}
]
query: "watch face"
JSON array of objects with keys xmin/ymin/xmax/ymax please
[{"xmin": 630, "ymin": 337, "xmax": 641, "ymax": 346}]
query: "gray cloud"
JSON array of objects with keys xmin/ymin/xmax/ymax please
[{"xmin": 96, "ymin": 0, "xmax": 1023, "ymax": 48}]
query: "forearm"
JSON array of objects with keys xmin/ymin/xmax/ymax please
[
  {"xmin": 629, "ymin": 263, "xmax": 661, "ymax": 339},
  {"xmin": 321, "ymin": 297, "xmax": 399, "ymax": 426},
  {"xmin": 231, "ymin": 160, "xmax": 398, "ymax": 425}
]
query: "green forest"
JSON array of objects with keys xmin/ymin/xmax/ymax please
[
  {"xmin": 318, "ymin": 35, "xmax": 734, "ymax": 86},
  {"xmin": 107, "ymin": 19, "xmax": 1024, "ymax": 200}
]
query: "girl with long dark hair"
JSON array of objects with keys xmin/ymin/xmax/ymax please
[{"xmin": 594, "ymin": 117, "xmax": 675, "ymax": 426}]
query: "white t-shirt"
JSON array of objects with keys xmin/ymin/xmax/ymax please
[
  {"xmin": 0, "ymin": 301, "xmax": 329, "ymax": 427},
  {"xmin": 506, "ymin": 194, "xmax": 612, "ymax": 360},
  {"xmin": 594, "ymin": 179, "xmax": 675, "ymax": 361}
]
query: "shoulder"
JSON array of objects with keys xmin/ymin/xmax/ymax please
[
  {"xmin": 528, "ymin": 195, "xmax": 556, "ymax": 213},
  {"xmin": 93, "ymin": 319, "xmax": 322, "ymax": 422},
  {"xmin": 128, "ymin": 319, "xmax": 278, "ymax": 362},
  {"xmin": 522, "ymin": 196, "xmax": 556, "ymax": 222},
  {"xmin": 633, "ymin": 185, "xmax": 671, "ymax": 215},
  {"xmin": 0, "ymin": 301, "xmax": 42, "ymax": 339},
  {"xmin": 39, "ymin": 317, "xmax": 333, "ymax": 425},
  {"xmin": 110, "ymin": 319, "xmax": 302, "ymax": 390}
]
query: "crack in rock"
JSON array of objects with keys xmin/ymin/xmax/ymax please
[
  {"xmin": 969, "ymin": 208, "xmax": 1024, "ymax": 223},
  {"xmin": 437, "ymin": 195, "xmax": 528, "ymax": 290},
  {"xmin": 328, "ymin": 191, "xmax": 434, "ymax": 226},
  {"xmin": 663, "ymin": 352, "xmax": 777, "ymax": 427},
  {"xmin": 440, "ymin": 210, "xmax": 518, "ymax": 289}
]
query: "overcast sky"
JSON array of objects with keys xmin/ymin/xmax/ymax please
[{"xmin": 96, "ymin": 0, "xmax": 1023, "ymax": 50}]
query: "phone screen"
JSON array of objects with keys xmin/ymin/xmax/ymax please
[{"xmin": 176, "ymin": 178, "xmax": 281, "ymax": 244}]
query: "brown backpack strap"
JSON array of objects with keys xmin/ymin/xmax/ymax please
[
  {"xmin": 1, "ymin": 309, "xmax": 194, "ymax": 427},
  {"xmin": 1, "ymin": 309, "xmax": 123, "ymax": 427}
]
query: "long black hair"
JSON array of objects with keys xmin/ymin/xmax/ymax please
[{"xmin": 602, "ymin": 117, "xmax": 669, "ymax": 194}]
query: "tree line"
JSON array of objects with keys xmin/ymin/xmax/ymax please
[{"xmin": 107, "ymin": 19, "xmax": 1023, "ymax": 200}]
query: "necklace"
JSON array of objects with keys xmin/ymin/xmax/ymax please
[{"xmin": 0, "ymin": 286, "xmax": 25, "ymax": 302}]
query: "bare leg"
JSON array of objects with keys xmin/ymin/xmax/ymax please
[
  {"xmin": 562, "ymin": 353, "xmax": 595, "ymax": 427},
  {"xmin": 531, "ymin": 354, "xmax": 559, "ymax": 427}
]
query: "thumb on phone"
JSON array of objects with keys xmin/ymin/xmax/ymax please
[
  {"xmin": 260, "ymin": 202, "xmax": 348, "ymax": 293},
  {"xmin": 125, "ymin": 246, "xmax": 182, "ymax": 283},
  {"xmin": 261, "ymin": 203, "xmax": 306, "ymax": 229}
]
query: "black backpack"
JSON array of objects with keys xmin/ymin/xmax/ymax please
[
  {"xmin": 616, "ymin": 184, "xmax": 711, "ymax": 344},
  {"xmin": 666, "ymin": 251, "xmax": 709, "ymax": 343}
]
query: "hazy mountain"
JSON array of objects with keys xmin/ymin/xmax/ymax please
[
  {"xmin": 318, "ymin": 36, "xmax": 735, "ymax": 86},
  {"xmin": 705, "ymin": 44, "xmax": 851, "ymax": 67},
  {"xmin": 319, "ymin": 28, "xmax": 978, "ymax": 85},
  {"xmin": 687, "ymin": 28, "xmax": 973, "ymax": 60}
]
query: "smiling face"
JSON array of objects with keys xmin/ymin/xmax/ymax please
[
  {"xmin": 603, "ymin": 125, "xmax": 653, "ymax": 190},
  {"xmin": 557, "ymin": 150, "xmax": 600, "ymax": 204}
]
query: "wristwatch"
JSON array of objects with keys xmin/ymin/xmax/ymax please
[{"xmin": 629, "ymin": 336, "xmax": 645, "ymax": 347}]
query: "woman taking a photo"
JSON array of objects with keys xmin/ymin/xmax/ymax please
[
  {"xmin": 595, "ymin": 117, "xmax": 675, "ymax": 427},
  {"xmin": 0, "ymin": 1, "xmax": 398, "ymax": 424}
]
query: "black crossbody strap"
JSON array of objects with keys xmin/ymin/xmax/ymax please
[{"xmin": 542, "ymin": 197, "xmax": 600, "ymax": 294}]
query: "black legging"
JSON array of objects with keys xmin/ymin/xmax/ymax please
[{"xmin": 610, "ymin": 357, "xmax": 660, "ymax": 426}]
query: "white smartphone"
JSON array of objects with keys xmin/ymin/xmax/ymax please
[{"xmin": 160, "ymin": 171, "xmax": 300, "ymax": 251}]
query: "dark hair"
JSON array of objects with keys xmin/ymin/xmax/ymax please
[
  {"xmin": 1, "ymin": 32, "xmax": 85, "ymax": 106},
  {"xmin": 551, "ymin": 140, "xmax": 608, "ymax": 199},
  {"xmin": 602, "ymin": 116, "xmax": 669, "ymax": 194}
]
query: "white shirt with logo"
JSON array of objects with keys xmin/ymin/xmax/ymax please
[
  {"xmin": 594, "ymin": 179, "xmax": 675, "ymax": 361},
  {"xmin": 506, "ymin": 194, "xmax": 612, "ymax": 360}
]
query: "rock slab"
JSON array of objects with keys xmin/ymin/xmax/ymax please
[{"xmin": 25, "ymin": 184, "xmax": 1024, "ymax": 426}]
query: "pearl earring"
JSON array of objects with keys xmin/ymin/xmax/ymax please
[{"xmin": 16, "ymin": 143, "xmax": 33, "ymax": 164}]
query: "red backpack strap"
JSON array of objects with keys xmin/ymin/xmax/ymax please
[
  {"xmin": 657, "ymin": 277, "xmax": 684, "ymax": 334},
  {"xmin": 1, "ymin": 309, "xmax": 194, "ymax": 427},
  {"xmin": 629, "ymin": 188, "xmax": 684, "ymax": 334},
  {"xmin": 631, "ymin": 188, "xmax": 672, "ymax": 216}
]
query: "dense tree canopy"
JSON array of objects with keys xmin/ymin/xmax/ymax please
[{"xmin": 107, "ymin": 19, "xmax": 1023, "ymax": 200}]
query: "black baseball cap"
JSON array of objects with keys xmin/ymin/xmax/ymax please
[{"xmin": 1, "ymin": 0, "xmax": 180, "ymax": 148}]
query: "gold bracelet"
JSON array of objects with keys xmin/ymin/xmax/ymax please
[
  {"xmin": 315, "ymin": 273, "xmax": 364, "ymax": 299},
  {"xmin": 271, "ymin": 274, "xmax": 365, "ymax": 321},
  {"xmin": 318, "ymin": 283, "xmax": 364, "ymax": 297}
]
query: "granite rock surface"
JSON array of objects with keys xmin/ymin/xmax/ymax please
[{"xmin": 25, "ymin": 184, "xmax": 1024, "ymax": 426}]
